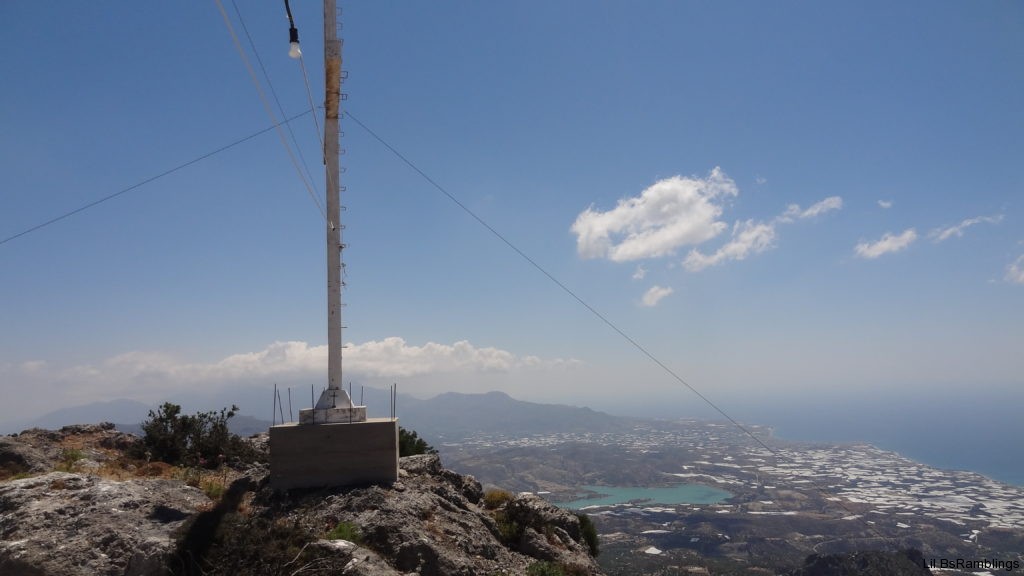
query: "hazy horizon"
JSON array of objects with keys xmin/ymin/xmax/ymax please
[{"xmin": 6, "ymin": 382, "xmax": 1021, "ymax": 488}]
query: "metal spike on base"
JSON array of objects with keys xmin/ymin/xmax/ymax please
[{"xmin": 298, "ymin": 387, "xmax": 367, "ymax": 424}]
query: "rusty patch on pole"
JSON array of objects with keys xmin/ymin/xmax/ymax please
[{"xmin": 325, "ymin": 40, "xmax": 342, "ymax": 120}]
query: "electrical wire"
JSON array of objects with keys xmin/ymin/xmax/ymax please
[
  {"xmin": 229, "ymin": 0, "xmax": 319, "ymax": 198},
  {"xmin": 344, "ymin": 109, "xmax": 769, "ymax": 450},
  {"xmin": 282, "ymin": 0, "xmax": 325, "ymax": 167},
  {"xmin": 298, "ymin": 56, "xmax": 326, "ymax": 165},
  {"xmin": 344, "ymin": 108, "xmax": 896, "ymax": 545},
  {"xmin": 290, "ymin": 10, "xmax": 345, "ymax": 245},
  {"xmin": 213, "ymin": 0, "xmax": 327, "ymax": 221},
  {"xmin": 0, "ymin": 110, "xmax": 313, "ymax": 248}
]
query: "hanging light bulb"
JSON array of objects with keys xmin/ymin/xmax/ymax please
[{"xmin": 288, "ymin": 27, "xmax": 302, "ymax": 59}]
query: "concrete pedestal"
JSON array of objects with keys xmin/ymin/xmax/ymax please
[
  {"xmin": 268, "ymin": 418, "xmax": 399, "ymax": 490},
  {"xmin": 298, "ymin": 405, "xmax": 367, "ymax": 424}
]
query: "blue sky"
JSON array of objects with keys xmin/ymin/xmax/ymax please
[{"xmin": 1, "ymin": 1, "xmax": 1021, "ymax": 430}]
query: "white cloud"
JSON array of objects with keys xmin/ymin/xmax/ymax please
[
  {"xmin": 878, "ymin": 200, "xmax": 893, "ymax": 209},
  {"xmin": 346, "ymin": 338, "xmax": 558, "ymax": 377},
  {"xmin": 570, "ymin": 167, "xmax": 738, "ymax": 262},
  {"xmin": 572, "ymin": 169, "xmax": 841, "ymax": 273},
  {"xmin": 19, "ymin": 360, "xmax": 47, "ymax": 373},
  {"xmin": 684, "ymin": 220, "xmax": 777, "ymax": 271},
  {"xmin": 854, "ymin": 229, "xmax": 918, "ymax": 259},
  {"xmin": 10, "ymin": 339, "xmax": 577, "ymax": 401},
  {"xmin": 679, "ymin": 193, "xmax": 839, "ymax": 272},
  {"xmin": 640, "ymin": 285, "xmax": 674, "ymax": 307},
  {"xmin": 780, "ymin": 196, "xmax": 843, "ymax": 222},
  {"xmin": 1006, "ymin": 255, "xmax": 1024, "ymax": 285},
  {"xmin": 929, "ymin": 214, "xmax": 1003, "ymax": 243},
  {"xmin": 755, "ymin": 176, "xmax": 767, "ymax": 185}
]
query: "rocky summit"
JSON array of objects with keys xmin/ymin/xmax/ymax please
[
  {"xmin": 0, "ymin": 423, "xmax": 602, "ymax": 576},
  {"xmin": 0, "ymin": 471, "xmax": 208, "ymax": 575},
  {"xmin": 269, "ymin": 454, "xmax": 601, "ymax": 575}
]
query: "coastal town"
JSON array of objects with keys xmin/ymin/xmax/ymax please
[{"xmin": 442, "ymin": 418, "xmax": 1024, "ymax": 575}]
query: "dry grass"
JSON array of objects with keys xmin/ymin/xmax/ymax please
[{"xmin": 3, "ymin": 429, "xmax": 244, "ymax": 490}]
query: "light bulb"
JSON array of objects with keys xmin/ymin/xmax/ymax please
[{"xmin": 289, "ymin": 42, "xmax": 302, "ymax": 59}]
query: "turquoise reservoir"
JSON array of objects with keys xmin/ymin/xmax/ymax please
[{"xmin": 558, "ymin": 484, "xmax": 732, "ymax": 509}]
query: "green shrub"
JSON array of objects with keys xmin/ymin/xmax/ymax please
[
  {"xmin": 325, "ymin": 520, "xmax": 362, "ymax": 543},
  {"xmin": 201, "ymin": 479, "xmax": 226, "ymax": 500},
  {"xmin": 56, "ymin": 448, "xmax": 85, "ymax": 472},
  {"xmin": 494, "ymin": 510, "xmax": 523, "ymax": 544},
  {"xmin": 398, "ymin": 427, "xmax": 437, "ymax": 457},
  {"xmin": 483, "ymin": 488, "xmax": 514, "ymax": 510},
  {"xmin": 178, "ymin": 466, "xmax": 202, "ymax": 487},
  {"xmin": 576, "ymin": 512, "xmax": 599, "ymax": 557},
  {"xmin": 134, "ymin": 403, "xmax": 258, "ymax": 469}
]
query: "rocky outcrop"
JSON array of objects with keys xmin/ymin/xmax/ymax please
[
  {"xmin": 1, "ymin": 423, "xmax": 141, "ymax": 480},
  {"xmin": 503, "ymin": 492, "xmax": 592, "ymax": 565},
  {"xmin": 0, "ymin": 472, "xmax": 209, "ymax": 576},
  {"xmin": 262, "ymin": 454, "xmax": 602, "ymax": 576},
  {"xmin": 0, "ymin": 437, "xmax": 51, "ymax": 477}
]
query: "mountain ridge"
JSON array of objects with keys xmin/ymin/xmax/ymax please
[{"xmin": 7, "ymin": 390, "xmax": 635, "ymax": 446}]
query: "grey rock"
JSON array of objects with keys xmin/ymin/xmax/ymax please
[
  {"xmin": 273, "ymin": 454, "xmax": 603, "ymax": 576},
  {"xmin": 502, "ymin": 493, "xmax": 596, "ymax": 570},
  {"xmin": 0, "ymin": 437, "xmax": 51, "ymax": 476},
  {"xmin": 0, "ymin": 472, "xmax": 209, "ymax": 576},
  {"xmin": 506, "ymin": 493, "xmax": 583, "ymax": 542},
  {"xmin": 400, "ymin": 454, "xmax": 443, "ymax": 475},
  {"xmin": 2, "ymin": 424, "xmax": 141, "ymax": 478},
  {"xmin": 59, "ymin": 422, "xmax": 116, "ymax": 434}
]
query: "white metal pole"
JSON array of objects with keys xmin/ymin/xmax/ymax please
[{"xmin": 324, "ymin": 0, "xmax": 344, "ymax": 396}]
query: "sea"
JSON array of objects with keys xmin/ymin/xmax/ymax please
[
  {"xmin": 743, "ymin": 392, "xmax": 1023, "ymax": 487},
  {"xmin": 616, "ymin": 389, "xmax": 1024, "ymax": 488}
]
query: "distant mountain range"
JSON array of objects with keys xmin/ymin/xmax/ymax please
[
  {"xmin": 2, "ymin": 399, "xmax": 153, "ymax": 434},
  {"xmin": 2, "ymin": 390, "xmax": 634, "ymax": 444},
  {"xmin": 0, "ymin": 398, "xmax": 273, "ymax": 437},
  {"xmin": 393, "ymin": 391, "xmax": 635, "ymax": 444}
]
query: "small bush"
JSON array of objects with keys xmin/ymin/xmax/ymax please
[
  {"xmin": 178, "ymin": 466, "xmax": 203, "ymax": 488},
  {"xmin": 133, "ymin": 403, "xmax": 259, "ymax": 469},
  {"xmin": 325, "ymin": 520, "xmax": 362, "ymax": 543},
  {"xmin": 398, "ymin": 427, "xmax": 437, "ymax": 457},
  {"xmin": 135, "ymin": 461, "xmax": 173, "ymax": 477},
  {"xmin": 576, "ymin": 512, "xmax": 599, "ymax": 557},
  {"xmin": 483, "ymin": 488, "xmax": 514, "ymax": 510},
  {"xmin": 494, "ymin": 510, "xmax": 523, "ymax": 544},
  {"xmin": 56, "ymin": 448, "xmax": 85, "ymax": 472},
  {"xmin": 201, "ymin": 479, "xmax": 226, "ymax": 500}
]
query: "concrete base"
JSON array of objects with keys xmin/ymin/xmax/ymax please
[
  {"xmin": 269, "ymin": 418, "xmax": 399, "ymax": 490},
  {"xmin": 301, "ymin": 388, "xmax": 367, "ymax": 424},
  {"xmin": 298, "ymin": 405, "xmax": 367, "ymax": 424}
]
